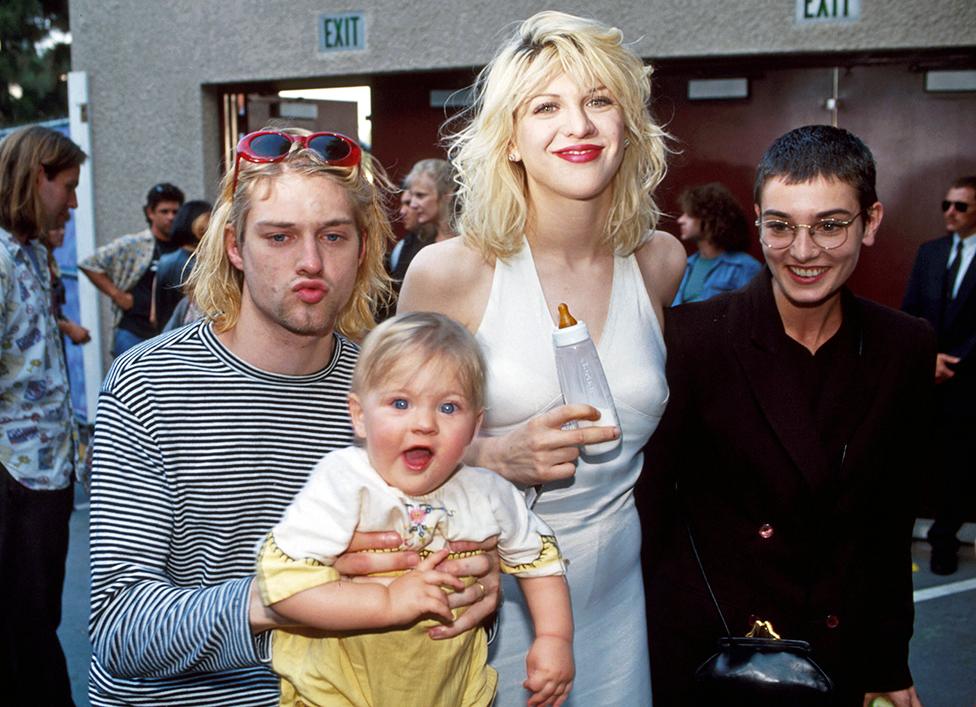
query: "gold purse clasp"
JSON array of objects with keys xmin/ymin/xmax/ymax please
[{"xmin": 745, "ymin": 619, "xmax": 782, "ymax": 640}]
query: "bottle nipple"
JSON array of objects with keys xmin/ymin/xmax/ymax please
[{"xmin": 557, "ymin": 303, "xmax": 578, "ymax": 328}]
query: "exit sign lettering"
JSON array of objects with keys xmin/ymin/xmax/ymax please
[
  {"xmin": 796, "ymin": 0, "xmax": 861, "ymax": 23},
  {"xmin": 319, "ymin": 12, "xmax": 365, "ymax": 52}
]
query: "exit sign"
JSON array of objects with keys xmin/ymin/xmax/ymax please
[
  {"xmin": 796, "ymin": 0, "xmax": 861, "ymax": 23},
  {"xmin": 318, "ymin": 12, "xmax": 365, "ymax": 52}
]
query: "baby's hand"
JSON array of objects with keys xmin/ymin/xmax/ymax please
[
  {"xmin": 524, "ymin": 634, "xmax": 574, "ymax": 706},
  {"xmin": 386, "ymin": 548, "xmax": 465, "ymax": 626}
]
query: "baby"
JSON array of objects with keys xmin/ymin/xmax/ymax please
[{"xmin": 257, "ymin": 312, "xmax": 574, "ymax": 706}]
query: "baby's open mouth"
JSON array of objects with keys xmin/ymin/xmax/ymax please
[{"xmin": 403, "ymin": 446, "xmax": 433, "ymax": 471}]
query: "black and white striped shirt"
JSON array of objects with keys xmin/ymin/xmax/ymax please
[{"xmin": 88, "ymin": 321, "xmax": 357, "ymax": 705}]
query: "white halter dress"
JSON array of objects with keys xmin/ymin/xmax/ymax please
[{"xmin": 477, "ymin": 240, "xmax": 668, "ymax": 706}]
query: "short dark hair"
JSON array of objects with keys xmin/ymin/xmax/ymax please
[
  {"xmin": 753, "ymin": 125, "xmax": 877, "ymax": 210},
  {"xmin": 168, "ymin": 200, "xmax": 212, "ymax": 249},
  {"xmin": 145, "ymin": 182, "xmax": 184, "ymax": 211},
  {"xmin": 950, "ymin": 175, "xmax": 976, "ymax": 193},
  {"xmin": 678, "ymin": 182, "xmax": 750, "ymax": 253}
]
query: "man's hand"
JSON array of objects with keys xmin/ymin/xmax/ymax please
[
  {"xmin": 250, "ymin": 531, "xmax": 416, "ymax": 634},
  {"xmin": 385, "ymin": 549, "xmax": 465, "ymax": 625},
  {"xmin": 80, "ymin": 268, "xmax": 135, "ymax": 312},
  {"xmin": 300, "ymin": 531, "xmax": 499, "ymax": 639},
  {"xmin": 112, "ymin": 290, "xmax": 134, "ymax": 311},
  {"xmin": 429, "ymin": 536, "xmax": 500, "ymax": 640},
  {"xmin": 934, "ymin": 352, "xmax": 959, "ymax": 383},
  {"xmin": 863, "ymin": 685, "xmax": 923, "ymax": 707},
  {"xmin": 59, "ymin": 320, "xmax": 91, "ymax": 344},
  {"xmin": 332, "ymin": 530, "xmax": 417, "ymax": 577}
]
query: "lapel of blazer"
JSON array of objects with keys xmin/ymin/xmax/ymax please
[
  {"xmin": 929, "ymin": 236, "xmax": 953, "ymax": 301},
  {"xmin": 730, "ymin": 274, "xmax": 831, "ymax": 489},
  {"xmin": 825, "ymin": 292, "xmax": 880, "ymax": 485}
]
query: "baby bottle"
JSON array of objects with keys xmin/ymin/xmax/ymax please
[{"xmin": 552, "ymin": 303, "xmax": 621, "ymax": 456}]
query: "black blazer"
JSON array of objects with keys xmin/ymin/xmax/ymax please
[
  {"xmin": 639, "ymin": 273, "xmax": 935, "ymax": 705},
  {"xmin": 902, "ymin": 234, "xmax": 976, "ymax": 417}
]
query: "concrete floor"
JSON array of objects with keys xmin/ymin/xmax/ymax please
[
  {"xmin": 59, "ymin": 489, "xmax": 975, "ymax": 706},
  {"xmin": 59, "ymin": 488, "xmax": 91, "ymax": 707}
]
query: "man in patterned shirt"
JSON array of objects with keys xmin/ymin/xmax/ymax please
[
  {"xmin": 80, "ymin": 182, "xmax": 184, "ymax": 356},
  {"xmin": 0, "ymin": 125, "xmax": 87, "ymax": 706}
]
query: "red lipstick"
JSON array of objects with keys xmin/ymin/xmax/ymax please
[{"xmin": 553, "ymin": 144, "xmax": 603, "ymax": 163}]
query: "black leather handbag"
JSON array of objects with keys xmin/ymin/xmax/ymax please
[{"xmin": 686, "ymin": 522, "xmax": 834, "ymax": 706}]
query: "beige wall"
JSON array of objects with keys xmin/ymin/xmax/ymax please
[
  {"xmin": 69, "ymin": 0, "xmax": 975, "ymax": 357},
  {"xmin": 71, "ymin": 0, "xmax": 975, "ymax": 238}
]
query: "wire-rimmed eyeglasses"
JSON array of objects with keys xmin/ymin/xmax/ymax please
[{"xmin": 755, "ymin": 210, "xmax": 866, "ymax": 250}]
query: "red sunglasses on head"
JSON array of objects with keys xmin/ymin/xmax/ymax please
[{"xmin": 231, "ymin": 130, "xmax": 362, "ymax": 194}]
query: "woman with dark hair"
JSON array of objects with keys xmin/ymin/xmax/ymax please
[
  {"xmin": 672, "ymin": 182, "xmax": 761, "ymax": 305},
  {"xmin": 151, "ymin": 199, "xmax": 211, "ymax": 329}
]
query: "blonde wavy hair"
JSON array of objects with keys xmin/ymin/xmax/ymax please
[
  {"xmin": 448, "ymin": 11, "xmax": 669, "ymax": 261},
  {"xmin": 186, "ymin": 127, "xmax": 394, "ymax": 340}
]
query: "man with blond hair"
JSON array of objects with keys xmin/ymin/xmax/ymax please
[
  {"xmin": 87, "ymin": 129, "xmax": 498, "ymax": 705},
  {"xmin": 0, "ymin": 124, "xmax": 86, "ymax": 705}
]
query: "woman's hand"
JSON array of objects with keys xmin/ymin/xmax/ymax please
[
  {"xmin": 863, "ymin": 686, "xmax": 923, "ymax": 707},
  {"xmin": 428, "ymin": 536, "xmax": 501, "ymax": 640},
  {"xmin": 470, "ymin": 404, "xmax": 619, "ymax": 487}
]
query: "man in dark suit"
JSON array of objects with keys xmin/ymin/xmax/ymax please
[{"xmin": 902, "ymin": 175, "xmax": 976, "ymax": 575}]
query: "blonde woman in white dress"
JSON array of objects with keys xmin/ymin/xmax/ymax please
[{"xmin": 399, "ymin": 12, "xmax": 685, "ymax": 705}]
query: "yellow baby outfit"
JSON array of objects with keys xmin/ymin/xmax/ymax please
[{"xmin": 257, "ymin": 446, "xmax": 564, "ymax": 707}]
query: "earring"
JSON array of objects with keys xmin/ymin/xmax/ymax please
[
  {"xmin": 624, "ymin": 138, "xmax": 631, "ymax": 148},
  {"xmin": 508, "ymin": 153, "xmax": 519, "ymax": 162}
]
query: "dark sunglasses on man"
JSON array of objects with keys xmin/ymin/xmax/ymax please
[{"xmin": 942, "ymin": 200, "xmax": 974, "ymax": 213}]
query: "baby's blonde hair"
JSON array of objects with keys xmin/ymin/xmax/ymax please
[
  {"xmin": 448, "ymin": 11, "xmax": 670, "ymax": 261},
  {"xmin": 352, "ymin": 312, "xmax": 486, "ymax": 410}
]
